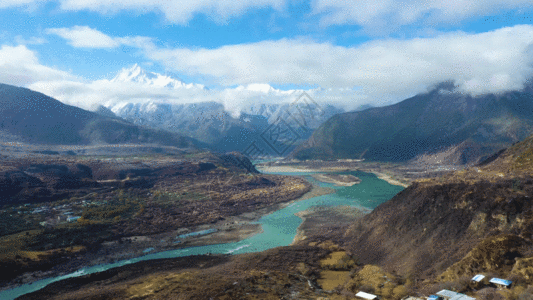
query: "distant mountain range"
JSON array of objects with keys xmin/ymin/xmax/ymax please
[
  {"xmin": 0, "ymin": 76, "xmax": 344, "ymax": 155},
  {"xmin": 0, "ymin": 83, "xmax": 196, "ymax": 148},
  {"xmin": 104, "ymin": 65, "xmax": 345, "ymax": 154},
  {"xmin": 7, "ymin": 69, "xmax": 533, "ymax": 165},
  {"xmin": 292, "ymin": 82, "xmax": 533, "ymax": 165}
]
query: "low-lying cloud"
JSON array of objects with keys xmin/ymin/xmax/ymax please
[
  {"xmin": 28, "ymin": 78, "xmax": 356, "ymax": 117},
  {"xmin": 4, "ymin": 24, "xmax": 533, "ymax": 115},
  {"xmin": 143, "ymin": 25, "xmax": 533, "ymax": 101}
]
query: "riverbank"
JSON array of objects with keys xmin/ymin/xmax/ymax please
[
  {"xmin": 1, "ymin": 179, "xmax": 334, "ymax": 291},
  {"xmin": 292, "ymin": 205, "xmax": 370, "ymax": 244},
  {"xmin": 255, "ymin": 165, "xmax": 345, "ymax": 173},
  {"xmin": 257, "ymin": 164, "xmax": 409, "ymax": 187},
  {"xmin": 255, "ymin": 160, "xmax": 455, "ymax": 188},
  {"xmin": 310, "ymin": 173, "xmax": 361, "ymax": 186},
  {"xmin": 370, "ymin": 171, "xmax": 409, "ymax": 188},
  {"xmin": 2, "ymin": 168, "xmax": 406, "ymax": 300}
]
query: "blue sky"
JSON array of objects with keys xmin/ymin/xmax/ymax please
[{"xmin": 1, "ymin": 0, "xmax": 533, "ymax": 112}]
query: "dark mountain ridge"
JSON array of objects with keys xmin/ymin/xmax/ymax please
[
  {"xmin": 292, "ymin": 83, "xmax": 533, "ymax": 165},
  {"xmin": 0, "ymin": 83, "xmax": 196, "ymax": 147}
]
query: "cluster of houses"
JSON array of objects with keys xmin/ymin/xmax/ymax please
[
  {"xmin": 355, "ymin": 274, "xmax": 512, "ymax": 300},
  {"xmin": 27, "ymin": 203, "xmax": 85, "ymax": 226},
  {"xmin": 3, "ymin": 199, "xmax": 111, "ymax": 229}
]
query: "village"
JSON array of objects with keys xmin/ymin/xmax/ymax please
[
  {"xmin": 355, "ymin": 274, "xmax": 513, "ymax": 300},
  {"xmin": 0, "ymin": 198, "xmax": 106, "ymax": 232}
]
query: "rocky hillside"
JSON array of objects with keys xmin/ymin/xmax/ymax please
[
  {"xmin": 341, "ymin": 132, "xmax": 533, "ymax": 285},
  {"xmin": 0, "ymin": 83, "xmax": 196, "ymax": 147},
  {"xmin": 292, "ymin": 83, "xmax": 533, "ymax": 165}
]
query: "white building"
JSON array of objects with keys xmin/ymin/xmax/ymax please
[
  {"xmin": 356, "ymin": 291, "xmax": 379, "ymax": 300},
  {"xmin": 436, "ymin": 290, "xmax": 476, "ymax": 300},
  {"xmin": 489, "ymin": 278, "xmax": 512, "ymax": 289}
]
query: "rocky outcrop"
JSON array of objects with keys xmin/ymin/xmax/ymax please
[{"xmin": 219, "ymin": 152, "xmax": 259, "ymax": 173}]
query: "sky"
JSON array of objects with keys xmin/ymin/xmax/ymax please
[{"xmin": 1, "ymin": 0, "xmax": 533, "ymax": 113}]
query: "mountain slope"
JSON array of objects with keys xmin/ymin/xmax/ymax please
[
  {"xmin": 292, "ymin": 84, "xmax": 533, "ymax": 165},
  {"xmin": 0, "ymin": 83, "xmax": 196, "ymax": 147},
  {"xmin": 341, "ymin": 132, "xmax": 533, "ymax": 281}
]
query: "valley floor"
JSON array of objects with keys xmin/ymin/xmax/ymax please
[
  {"xmin": 256, "ymin": 159, "xmax": 455, "ymax": 188},
  {"xmin": 0, "ymin": 150, "xmax": 322, "ymax": 290},
  {"xmin": 11, "ymin": 152, "xmax": 533, "ymax": 300}
]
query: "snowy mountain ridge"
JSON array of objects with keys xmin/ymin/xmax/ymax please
[
  {"xmin": 111, "ymin": 64, "xmax": 206, "ymax": 90},
  {"xmin": 100, "ymin": 65, "xmax": 347, "ymax": 153}
]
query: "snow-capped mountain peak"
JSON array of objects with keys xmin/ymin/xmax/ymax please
[{"xmin": 111, "ymin": 64, "xmax": 205, "ymax": 90}]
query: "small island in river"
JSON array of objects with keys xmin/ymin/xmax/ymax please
[{"xmin": 310, "ymin": 173, "xmax": 361, "ymax": 186}]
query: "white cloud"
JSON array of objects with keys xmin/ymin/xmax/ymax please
[
  {"xmin": 1, "ymin": 0, "xmax": 286, "ymax": 24},
  {"xmin": 312, "ymin": 0, "xmax": 533, "ymax": 33},
  {"xmin": 5, "ymin": 23, "xmax": 533, "ymax": 116},
  {"xmin": 3, "ymin": 0, "xmax": 533, "ymax": 32},
  {"xmin": 22, "ymin": 24, "xmax": 533, "ymax": 112},
  {"xmin": 14, "ymin": 35, "xmax": 47, "ymax": 45},
  {"xmin": 0, "ymin": 45, "xmax": 74, "ymax": 86},
  {"xmin": 28, "ymin": 77, "xmax": 336, "ymax": 116},
  {"xmin": 46, "ymin": 26, "xmax": 121, "ymax": 48},
  {"xmin": 3, "ymin": 0, "xmax": 533, "ymax": 35},
  {"xmin": 143, "ymin": 25, "xmax": 533, "ymax": 102},
  {"xmin": 45, "ymin": 26, "xmax": 153, "ymax": 49},
  {"xmin": 30, "ymin": 79, "xmax": 166, "ymax": 109},
  {"xmin": 0, "ymin": 0, "xmax": 42, "ymax": 9},
  {"xmin": 26, "ymin": 63, "xmax": 354, "ymax": 116},
  {"xmin": 57, "ymin": 0, "xmax": 286, "ymax": 25}
]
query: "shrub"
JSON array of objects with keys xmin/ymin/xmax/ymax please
[
  {"xmin": 392, "ymin": 285, "xmax": 409, "ymax": 299},
  {"xmin": 477, "ymin": 287, "xmax": 505, "ymax": 300},
  {"xmin": 517, "ymin": 287, "xmax": 533, "ymax": 300},
  {"xmin": 359, "ymin": 284, "xmax": 375, "ymax": 294}
]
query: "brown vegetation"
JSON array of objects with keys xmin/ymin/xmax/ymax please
[{"xmin": 0, "ymin": 152, "xmax": 311, "ymax": 288}]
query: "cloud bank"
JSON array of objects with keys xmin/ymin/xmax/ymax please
[
  {"xmin": 313, "ymin": 0, "xmax": 533, "ymax": 33},
  {"xmin": 0, "ymin": 45, "xmax": 73, "ymax": 87},
  {"xmin": 143, "ymin": 25, "xmax": 533, "ymax": 101},
  {"xmin": 3, "ymin": 0, "xmax": 533, "ymax": 32},
  {"xmin": 46, "ymin": 26, "xmax": 120, "ymax": 48},
  {"xmin": 4, "ymin": 24, "xmax": 533, "ymax": 114},
  {"xmin": 2, "ymin": 0, "xmax": 286, "ymax": 25},
  {"xmin": 46, "ymin": 26, "xmax": 151, "ymax": 49},
  {"xmin": 27, "ymin": 77, "xmax": 355, "ymax": 118}
]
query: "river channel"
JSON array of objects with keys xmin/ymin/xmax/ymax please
[{"xmin": 0, "ymin": 170, "xmax": 403, "ymax": 299}]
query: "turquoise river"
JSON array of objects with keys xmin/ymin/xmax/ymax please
[{"xmin": 0, "ymin": 170, "xmax": 404, "ymax": 299}]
